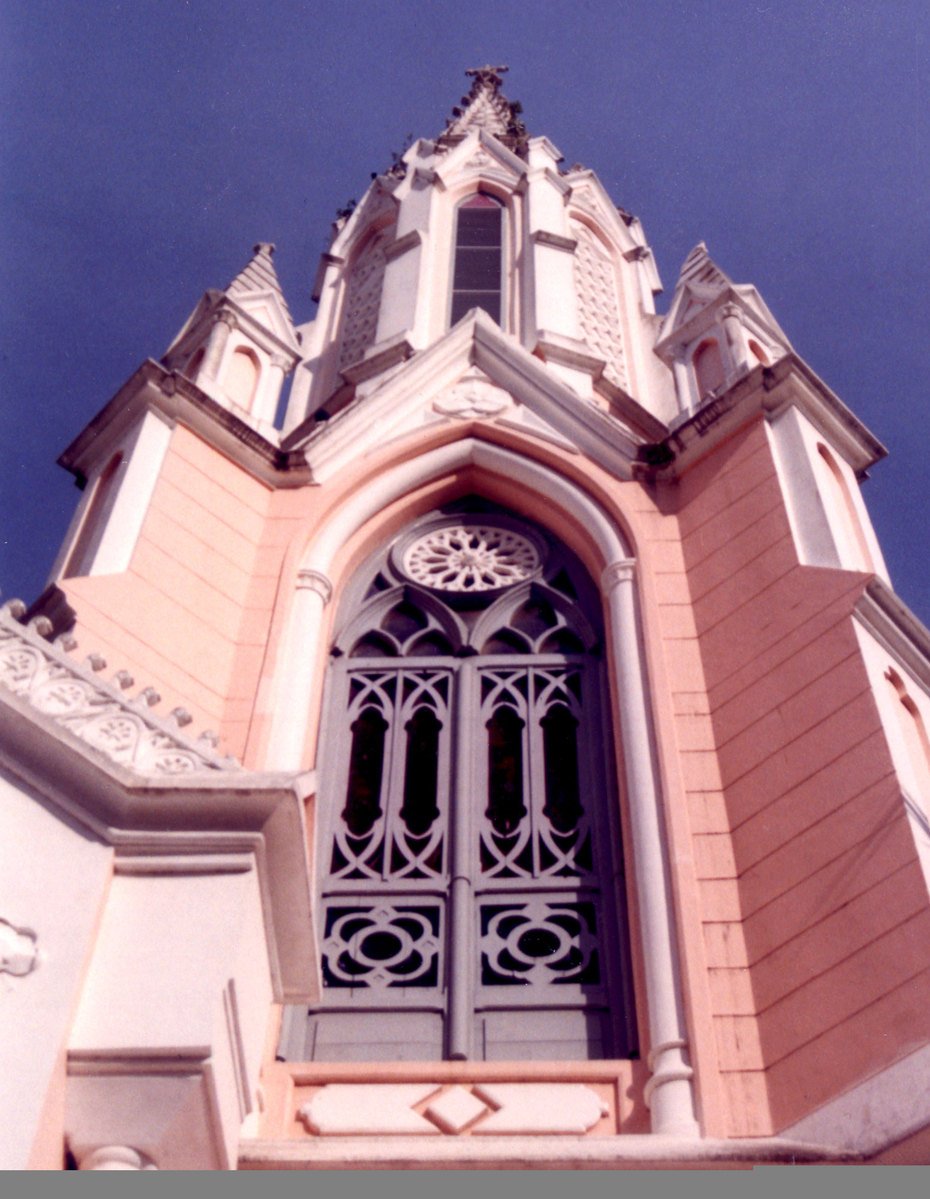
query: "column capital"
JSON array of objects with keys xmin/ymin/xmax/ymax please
[
  {"xmin": 297, "ymin": 568, "xmax": 334, "ymax": 604},
  {"xmin": 215, "ymin": 309, "xmax": 239, "ymax": 331},
  {"xmin": 601, "ymin": 558, "xmax": 636, "ymax": 593}
]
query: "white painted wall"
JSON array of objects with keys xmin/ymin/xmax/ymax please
[
  {"xmin": 67, "ymin": 863, "xmax": 273, "ymax": 1168},
  {"xmin": 767, "ymin": 406, "xmax": 889, "ymax": 581},
  {"xmin": 52, "ymin": 408, "xmax": 173, "ymax": 582},
  {"xmin": 0, "ymin": 770, "xmax": 112, "ymax": 1168}
]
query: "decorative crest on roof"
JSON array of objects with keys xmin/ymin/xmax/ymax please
[{"xmin": 442, "ymin": 66, "xmax": 528, "ymax": 157}]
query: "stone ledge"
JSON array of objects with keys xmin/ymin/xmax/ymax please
[{"xmin": 238, "ymin": 1134, "xmax": 860, "ymax": 1170}]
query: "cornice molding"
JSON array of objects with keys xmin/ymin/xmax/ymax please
[
  {"xmin": 57, "ymin": 360, "xmax": 314, "ymax": 490},
  {"xmin": 854, "ymin": 577, "xmax": 930, "ymax": 694},
  {"xmin": 530, "ymin": 229, "xmax": 577, "ymax": 253},
  {"xmin": 637, "ymin": 355, "xmax": 886, "ymax": 482}
]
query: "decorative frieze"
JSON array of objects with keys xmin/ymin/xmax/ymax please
[{"xmin": 0, "ymin": 602, "xmax": 237, "ymax": 775}]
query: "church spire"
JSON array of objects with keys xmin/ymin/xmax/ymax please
[{"xmin": 440, "ymin": 65, "xmax": 528, "ymax": 156}]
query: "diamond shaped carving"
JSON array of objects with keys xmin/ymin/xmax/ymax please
[{"xmin": 424, "ymin": 1086, "xmax": 489, "ymax": 1134}]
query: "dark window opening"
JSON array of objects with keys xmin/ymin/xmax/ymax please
[
  {"xmin": 451, "ymin": 194, "xmax": 502, "ymax": 326},
  {"xmin": 342, "ymin": 708, "xmax": 387, "ymax": 836}
]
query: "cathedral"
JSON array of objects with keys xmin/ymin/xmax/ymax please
[{"xmin": 2, "ymin": 68, "xmax": 929, "ymax": 1170}]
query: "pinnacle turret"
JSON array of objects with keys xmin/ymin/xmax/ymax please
[{"xmin": 226, "ymin": 242, "xmax": 296, "ymax": 330}]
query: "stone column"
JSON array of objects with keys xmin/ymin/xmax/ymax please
[
  {"xmin": 602, "ymin": 560, "xmax": 699, "ymax": 1137},
  {"xmin": 254, "ymin": 352, "xmax": 290, "ymax": 426},
  {"xmin": 721, "ymin": 303, "xmax": 747, "ymax": 378},
  {"xmin": 671, "ymin": 349, "xmax": 693, "ymax": 415},
  {"xmin": 265, "ymin": 569, "xmax": 334, "ymax": 770},
  {"xmin": 202, "ymin": 311, "xmax": 237, "ymax": 382}
]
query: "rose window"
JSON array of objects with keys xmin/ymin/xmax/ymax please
[{"xmin": 401, "ymin": 524, "xmax": 540, "ymax": 592}]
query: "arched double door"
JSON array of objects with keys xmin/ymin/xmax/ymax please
[{"xmin": 284, "ymin": 507, "xmax": 637, "ymax": 1062}]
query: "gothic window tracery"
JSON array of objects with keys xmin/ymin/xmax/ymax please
[{"xmin": 284, "ymin": 504, "xmax": 636, "ymax": 1064}]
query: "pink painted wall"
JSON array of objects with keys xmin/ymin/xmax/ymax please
[{"xmin": 676, "ymin": 417, "xmax": 930, "ymax": 1135}]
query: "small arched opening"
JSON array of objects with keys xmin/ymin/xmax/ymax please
[{"xmin": 692, "ymin": 337, "xmax": 725, "ymax": 399}]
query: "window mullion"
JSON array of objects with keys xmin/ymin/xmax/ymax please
[
  {"xmin": 527, "ymin": 667, "xmax": 548, "ymax": 880},
  {"xmin": 380, "ymin": 673, "xmax": 407, "ymax": 882},
  {"xmin": 447, "ymin": 659, "xmax": 477, "ymax": 1060}
]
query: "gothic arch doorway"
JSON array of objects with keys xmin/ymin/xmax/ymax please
[{"xmin": 280, "ymin": 501, "xmax": 638, "ymax": 1063}]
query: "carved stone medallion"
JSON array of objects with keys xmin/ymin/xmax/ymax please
[{"xmin": 400, "ymin": 523, "xmax": 540, "ymax": 593}]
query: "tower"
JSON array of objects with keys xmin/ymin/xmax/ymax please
[{"xmin": 2, "ymin": 67, "xmax": 929, "ymax": 1170}]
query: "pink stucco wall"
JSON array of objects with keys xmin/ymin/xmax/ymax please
[{"xmin": 676, "ymin": 418, "xmax": 930, "ymax": 1134}]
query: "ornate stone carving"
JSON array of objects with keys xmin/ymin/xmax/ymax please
[
  {"xmin": 424, "ymin": 1086, "xmax": 488, "ymax": 1134},
  {"xmin": 400, "ymin": 524, "xmax": 540, "ymax": 592},
  {"xmin": 442, "ymin": 66, "xmax": 528, "ymax": 156},
  {"xmin": 433, "ymin": 377, "xmax": 512, "ymax": 420},
  {"xmin": 0, "ymin": 603, "xmax": 237, "ymax": 775},
  {"xmin": 471, "ymin": 1083, "xmax": 609, "ymax": 1135},
  {"xmin": 0, "ymin": 918, "xmax": 38, "ymax": 977},
  {"xmin": 572, "ymin": 221, "xmax": 629, "ymax": 391},
  {"xmin": 463, "ymin": 149, "xmax": 493, "ymax": 170}
]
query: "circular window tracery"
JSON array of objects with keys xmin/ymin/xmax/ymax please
[{"xmin": 400, "ymin": 523, "xmax": 541, "ymax": 593}]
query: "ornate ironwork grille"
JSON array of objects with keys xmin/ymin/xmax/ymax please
[{"xmin": 283, "ymin": 513, "xmax": 636, "ymax": 1062}]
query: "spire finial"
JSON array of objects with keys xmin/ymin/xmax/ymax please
[
  {"xmin": 441, "ymin": 65, "xmax": 528, "ymax": 157},
  {"xmin": 465, "ymin": 65, "xmax": 509, "ymax": 86}
]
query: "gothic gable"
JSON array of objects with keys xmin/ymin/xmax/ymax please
[
  {"xmin": 434, "ymin": 128, "xmax": 527, "ymax": 192},
  {"xmin": 287, "ymin": 311, "xmax": 642, "ymax": 483}
]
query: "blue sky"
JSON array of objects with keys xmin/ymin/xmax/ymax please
[{"xmin": 1, "ymin": 1, "xmax": 927, "ymax": 620}]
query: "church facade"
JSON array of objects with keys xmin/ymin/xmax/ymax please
[{"xmin": 2, "ymin": 68, "xmax": 929, "ymax": 1170}]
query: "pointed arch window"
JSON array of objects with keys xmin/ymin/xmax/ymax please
[
  {"xmin": 281, "ymin": 509, "xmax": 636, "ymax": 1064},
  {"xmin": 450, "ymin": 194, "xmax": 503, "ymax": 327},
  {"xmin": 224, "ymin": 346, "xmax": 261, "ymax": 411}
]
